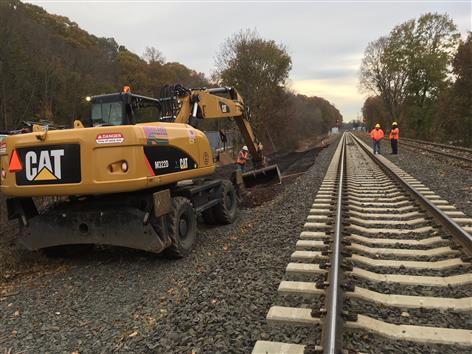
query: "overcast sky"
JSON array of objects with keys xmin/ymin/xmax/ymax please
[{"xmin": 28, "ymin": 0, "xmax": 471, "ymax": 121}]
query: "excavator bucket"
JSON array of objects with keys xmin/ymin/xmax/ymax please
[{"xmin": 241, "ymin": 164, "xmax": 282, "ymax": 188}]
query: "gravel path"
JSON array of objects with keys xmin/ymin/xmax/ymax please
[
  {"xmin": 0, "ymin": 139, "xmax": 339, "ymax": 353},
  {"xmin": 358, "ymin": 133, "xmax": 472, "ymax": 217}
]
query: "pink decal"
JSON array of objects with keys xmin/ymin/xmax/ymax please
[
  {"xmin": 187, "ymin": 129, "xmax": 196, "ymax": 143},
  {"xmin": 143, "ymin": 126, "xmax": 168, "ymax": 139}
]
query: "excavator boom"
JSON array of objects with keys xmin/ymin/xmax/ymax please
[{"xmin": 170, "ymin": 86, "xmax": 281, "ymax": 186}]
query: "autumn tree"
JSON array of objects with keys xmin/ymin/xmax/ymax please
[
  {"xmin": 213, "ymin": 29, "xmax": 291, "ymax": 125},
  {"xmin": 361, "ymin": 96, "xmax": 390, "ymax": 129},
  {"xmin": 434, "ymin": 33, "xmax": 472, "ymax": 146},
  {"xmin": 360, "ymin": 13, "xmax": 460, "ymax": 137},
  {"xmin": 360, "ymin": 35, "xmax": 409, "ymax": 124},
  {"xmin": 142, "ymin": 46, "xmax": 165, "ymax": 64},
  {"xmin": 213, "ymin": 29, "xmax": 292, "ymax": 150},
  {"xmin": 0, "ymin": 0, "xmax": 207, "ymax": 129}
]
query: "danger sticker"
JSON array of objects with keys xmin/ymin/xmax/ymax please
[
  {"xmin": 0, "ymin": 143, "xmax": 6, "ymax": 154},
  {"xmin": 96, "ymin": 133, "xmax": 124, "ymax": 144}
]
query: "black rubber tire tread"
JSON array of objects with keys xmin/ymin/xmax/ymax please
[
  {"xmin": 43, "ymin": 244, "xmax": 93, "ymax": 258},
  {"xmin": 163, "ymin": 196, "xmax": 197, "ymax": 259},
  {"xmin": 213, "ymin": 180, "xmax": 238, "ymax": 225},
  {"xmin": 202, "ymin": 208, "xmax": 217, "ymax": 225}
]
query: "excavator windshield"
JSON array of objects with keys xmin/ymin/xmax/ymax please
[
  {"xmin": 91, "ymin": 101, "xmax": 123, "ymax": 126},
  {"xmin": 89, "ymin": 92, "xmax": 162, "ymax": 126}
]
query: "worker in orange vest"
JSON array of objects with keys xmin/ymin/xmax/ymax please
[
  {"xmin": 389, "ymin": 122, "xmax": 399, "ymax": 155},
  {"xmin": 236, "ymin": 145, "xmax": 249, "ymax": 172},
  {"xmin": 370, "ymin": 123, "xmax": 384, "ymax": 154}
]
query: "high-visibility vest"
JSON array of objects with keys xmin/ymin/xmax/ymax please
[
  {"xmin": 389, "ymin": 128, "xmax": 399, "ymax": 140},
  {"xmin": 370, "ymin": 128, "xmax": 384, "ymax": 141},
  {"xmin": 237, "ymin": 151, "xmax": 249, "ymax": 165}
]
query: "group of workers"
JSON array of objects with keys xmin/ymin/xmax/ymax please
[{"xmin": 370, "ymin": 122, "xmax": 399, "ymax": 155}]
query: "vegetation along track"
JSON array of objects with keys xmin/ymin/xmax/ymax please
[
  {"xmin": 253, "ymin": 132, "xmax": 472, "ymax": 354},
  {"xmin": 398, "ymin": 137, "xmax": 472, "ymax": 167}
]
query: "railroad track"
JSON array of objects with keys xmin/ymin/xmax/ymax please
[
  {"xmin": 253, "ymin": 132, "xmax": 472, "ymax": 353},
  {"xmin": 397, "ymin": 137, "xmax": 472, "ymax": 165}
]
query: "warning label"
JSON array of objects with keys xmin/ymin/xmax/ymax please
[
  {"xmin": 0, "ymin": 143, "xmax": 6, "ymax": 154},
  {"xmin": 96, "ymin": 133, "xmax": 124, "ymax": 144}
]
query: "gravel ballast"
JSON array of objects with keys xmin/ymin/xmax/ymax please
[
  {"xmin": 358, "ymin": 134, "xmax": 472, "ymax": 218},
  {"xmin": 0, "ymin": 139, "xmax": 339, "ymax": 353}
]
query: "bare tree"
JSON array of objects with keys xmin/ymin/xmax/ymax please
[
  {"xmin": 359, "ymin": 37, "xmax": 408, "ymax": 123},
  {"xmin": 142, "ymin": 46, "xmax": 165, "ymax": 64}
]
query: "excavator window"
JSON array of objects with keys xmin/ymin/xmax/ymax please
[
  {"xmin": 91, "ymin": 101, "xmax": 123, "ymax": 126},
  {"xmin": 133, "ymin": 105, "xmax": 161, "ymax": 124},
  {"xmin": 89, "ymin": 93, "xmax": 163, "ymax": 126}
]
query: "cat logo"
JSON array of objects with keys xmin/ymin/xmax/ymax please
[
  {"xmin": 219, "ymin": 101, "xmax": 230, "ymax": 114},
  {"xmin": 25, "ymin": 149, "xmax": 64, "ymax": 181},
  {"xmin": 13, "ymin": 144, "xmax": 81, "ymax": 186},
  {"xmin": 179, "ymin": 157, "xmax": 188, "ymax": 170}
]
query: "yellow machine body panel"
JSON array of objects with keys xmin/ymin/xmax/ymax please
[{"xmin": 0, "ymin": 122, "xmax": 215, "ymax": 197}]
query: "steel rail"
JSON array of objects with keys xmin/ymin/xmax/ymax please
[
  {"xmin": 351, "ymin": 133, "xmax": 472, "ymax": 256},
  {"xmin": 401, "ymin": 137, "xmax": 472, "ymax": 154},
  {"xmin": 399, "ymin": 140, "xmax": 472, "ymax": 164},
  {"xmin": 322, "ymin": 133, "xmax": 346, "ymax": 354}
]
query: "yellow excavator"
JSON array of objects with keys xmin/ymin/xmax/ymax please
[{"xmin": 0, "ymin": 85, "xmax": 280, "ymax": 257}]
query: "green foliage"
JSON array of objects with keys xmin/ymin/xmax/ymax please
[
  {"xmin": 213, "ymin": 29, "xmax": 292, "ymax": 126},
  {"xmin": 361, "ymin": 96, "xmax": 390, "ymax": 129},
  {"xmin": 433, "ymin": 33, "xmax": 472, "ymax": 145},
  {"xmin": 360, "ymin": 12, "xmax": 468, "ymax": 144}
]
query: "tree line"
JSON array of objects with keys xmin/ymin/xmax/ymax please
[
  {"xmin": 0, "ymin": 1, "xmax": 342, "ymax": 152},
  {"xmin": 360, "ymin": 13, "xmax": 471, "ymax": 146},
  {"xmin": 213, "ymin": 29, "xmax": 342, "ymax": 151},
  {"xmin": 0, "ymin": 1, "xmax": 207, "ymax": 130}
]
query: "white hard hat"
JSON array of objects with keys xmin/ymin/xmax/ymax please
[{"xmin": 242, "ymin": 146, "xmax": 248, "ymax": 151}]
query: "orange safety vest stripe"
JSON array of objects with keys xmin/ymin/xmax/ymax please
[
  {"xmin": 237, "ymin": 151, "xmax": 248, "ymax": 165},
  {"xmin": 389, "ymin": 128, "xmax": 399, "ymax": 140},
  {"xmin": 370, "ymin": 129, "xmax": 384, "ymax": 141}
]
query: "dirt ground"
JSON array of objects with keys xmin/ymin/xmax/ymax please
[{"xmin": 215, "ymin": 134, "xmax": 337, "ymax": 208}]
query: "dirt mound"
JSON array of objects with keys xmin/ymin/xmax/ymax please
[{"xmin": 214, "ymin": 145, "xmax": 323, "ymax": 208}]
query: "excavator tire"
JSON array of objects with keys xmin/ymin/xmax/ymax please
[
  {"xmin": 213, "ymin": 180, "xmax": 238, "ymax": 224},
  {"xmin": 163, "ymin": 196, "xmax": 197, "ymax": 258},
  {"xmin": 202, "ymin": 208, "xmax": 217, "ymax": 225},
  {"xmin": 43, "ymin": 244, "xmax": 94, "ymax": 258}
]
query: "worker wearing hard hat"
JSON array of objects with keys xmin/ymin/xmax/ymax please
[
  {"xmin": 389, "ymin": 122, "xmax": 400, "ymax": 155},
  {"xmin": 370, "ymin": 123, "xmax": 385, "ymax": 154},
  {"xmin": 236, "ymin": 145, "xmax": 249, "ymax": 172}
]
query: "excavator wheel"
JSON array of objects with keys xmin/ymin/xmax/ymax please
[
  {"xmin": 202, "ymin": 208, "xmax": 217, "ymax": 225},
  {"xmin": 43, "ymin": 244, "xmax": 94, "ymax": 258},
  {"xmin": 163, "ymin": 196, "xmax": 197, "ymax": 258},
  {"xmin": 213, "ymin": 180, "xmax": 238, "ymax": 224}
]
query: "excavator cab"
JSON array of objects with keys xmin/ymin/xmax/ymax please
[
  {"xmin": 88, "ymin": 90, "xmax": 162, "ymax": 127},
  {"xmin": 87, "ymin": 86, "xmax": 281, "ymax": 188}
]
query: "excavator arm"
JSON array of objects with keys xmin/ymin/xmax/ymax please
[{"xmin": 173, "ymin": 87, "xmax": 266, "ymax": 169}]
